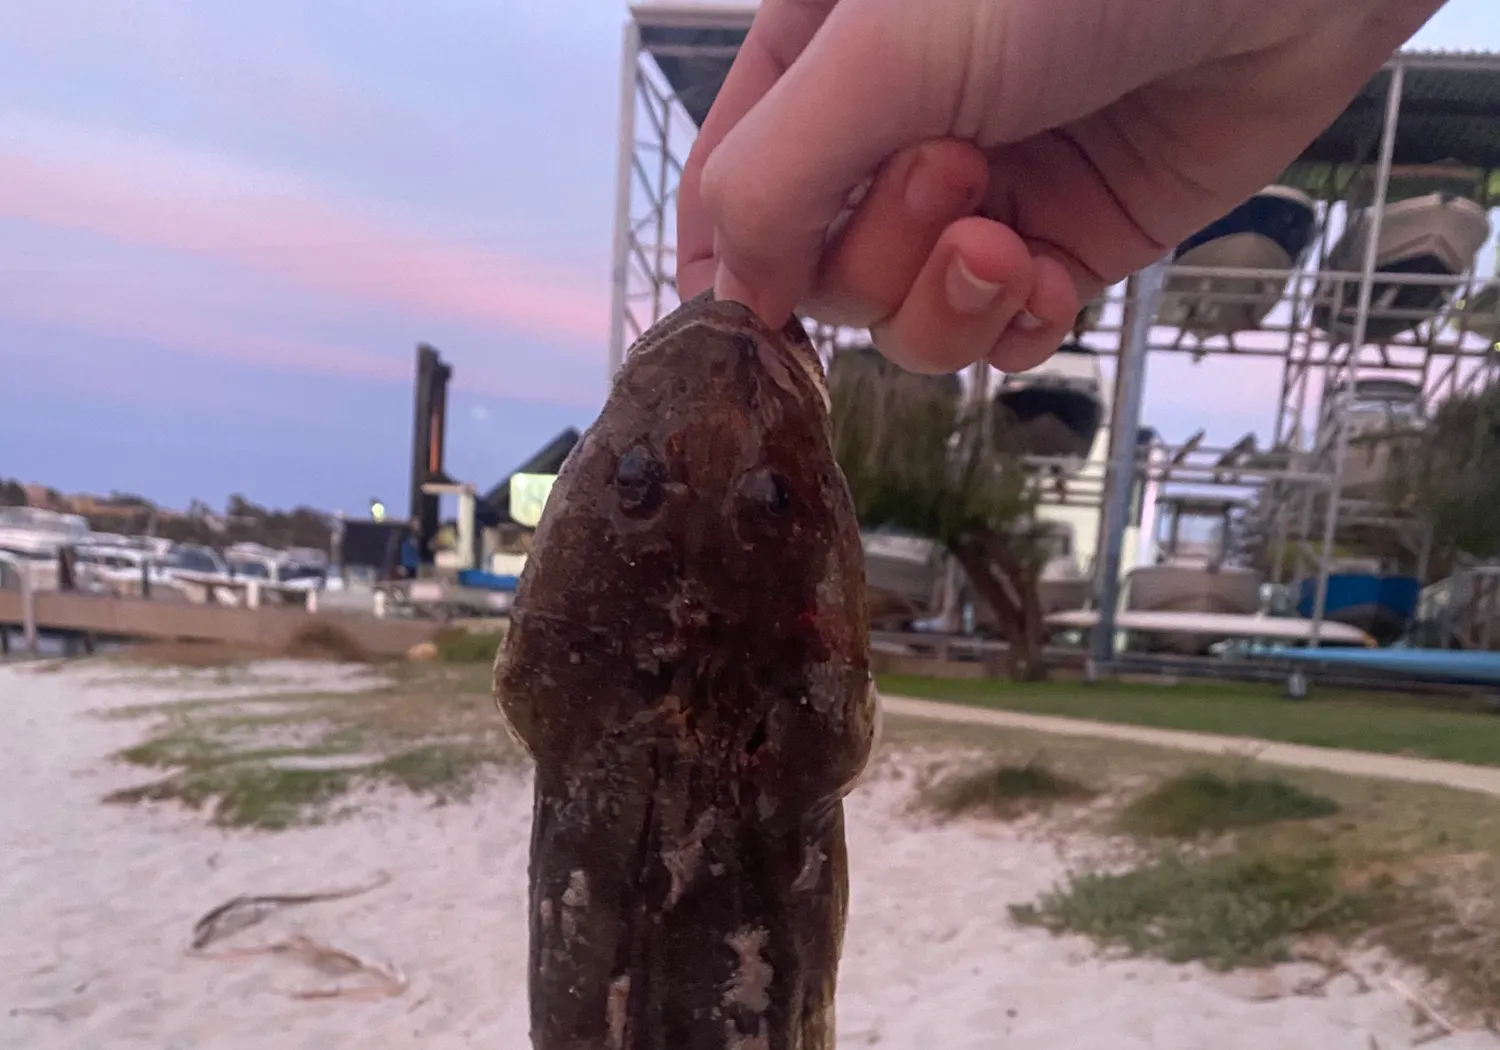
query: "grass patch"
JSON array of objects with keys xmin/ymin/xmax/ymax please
[
  {"xmin": 373, "ymin": 744, "xmax": 497, "ymax": 802},
  {"xmin": 880, "ymin": 673, "xmax": 1500, "ymax": 767},
  {"xmin": 922, "ymin": 757, "xmax": 1096, "ymax": 820},
  {"xmin": 432, "ymin": 626, "xmax": 503, "ymax": 664},
  {"xmin": 107, "ymin": 764, "xmax": 358, "ymax": 831},
  {"xmin": 103, "ymin": 663, "xmax": 520, "ymax": 829},
  {"xmin": 875, "ymin": 714, "xmax": 1500, "ymax": 1016},
  {"xmin": 283, "ymin": 622, "xmax": 377, "ymax": 663},
  {"xmin": 1011, "ymin": 849, "xmax": 1388, "ymax": 971},
  {"xmin": 1119, "ymin": 769, "xmax": 1341, "ymax": 839}
]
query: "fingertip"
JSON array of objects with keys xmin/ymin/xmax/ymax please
[
  {"xmin": 988, "ymin": 256, "xmax": 1079, "ymax": 372},
  {"xmin": 713, "ymin": 263, "xmax": 795, "ymax": 329},
  {"xmin": 676, "ymin": 259, "xmax": 716, "ymax": 303}
]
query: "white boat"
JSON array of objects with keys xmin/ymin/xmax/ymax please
[
  {"xmin": 74, "ymin": 544, "xmax": 153, "ymax": 597},
  {"xmin": 1159, "ymin": 184, "xmax": 1319, "ymax": 339},
  {"xmin": 1316, "ymin": 375, "xmax": 1425, "ymax": 502},
  {"xmin": 1046, "ymin": 608, "xmax": 1373, "ymax": 648},
  {"xmin": 964, "ymin": 520, "xmax": 1092, "ymax": 636},
  {"xmin": 1314, "ymin": 165, "xmax": 1492, "ymax": 342},
  {"xmin": 992, "ymin": 342, "xmax": 1105, "ymax": 467},
  {"xmin": 1124, "ymin": 496, "xmax": 1262, "ymax": 655},
  {"xmin": 1455, "ymin": 280, "xmax": 1500, "ymax": 342},
  {"xmin": 862, "ymin": 530, "xmax": 943, "ymax": 624},
  {"xmin": 0, "ymin": 506, "xmax": 91, "ymax": 562}
]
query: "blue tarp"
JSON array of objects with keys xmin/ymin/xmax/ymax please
[{"xmin": 456, "ymin": 569, "xmax": 520, "ymax": 593}]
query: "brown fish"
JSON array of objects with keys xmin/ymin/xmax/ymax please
[{"xmin": 495, "ymin": 290, "xmax": 879, "ymax": 1049}]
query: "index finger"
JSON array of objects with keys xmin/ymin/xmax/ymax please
[{"xmin": 676, "ymin": 0, "xmax": 838, "ymax": 300}]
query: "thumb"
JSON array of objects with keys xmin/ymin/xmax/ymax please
[{"xmin": 699, "ymin": 0, "xmax": 934, "ymax": 327}]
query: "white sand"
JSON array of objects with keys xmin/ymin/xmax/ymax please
[{"xmin": 2, "ymin": 660, "xmax": 1495, "ymax": 1050}]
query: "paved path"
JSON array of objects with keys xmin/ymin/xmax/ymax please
[{"xmin": 882, "ymin": 694, "xmax": 1500, "ymax": 798}]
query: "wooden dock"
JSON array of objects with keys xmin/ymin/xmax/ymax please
[{"xmin": 0, "ymin": 589, "xmax": 436, "ymax": 659}]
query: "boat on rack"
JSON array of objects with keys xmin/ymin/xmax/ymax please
[
  {"xmin": 1159, "ymin": 184, "xmax": 1320, "ymax": 340},
  {"xmin": 992, "ymin": 342, "xmax": 1105, "ymax": 466},
  {"xmin": 1315, "ymin": 374, "xmax": 1426, "ymax": 502},
  {"xmin": 1124, "ymin": 495, "xmax": 1262, "ymax": 655},
  {"xmin": 1313, "ymin": 163, "xmax": 1492, "ymax": 343},
  {"xmin": 1455, "ymin": 280, "xmax": 1500, "ymax": 343},
  {"xmin": 963, "ymin": 520, "xmax": 1093, "ymax": 637},
  {"xmin": 1295, "ymin": 556, "xmax": 1421, "ymax": 647},
  {"xmin": 861, "ymin": 529, "xmax": 944, "ymax": 627},
  {"xmin": 1034, "ymin": 521, "xmax": 1092, "ymax": 615}
]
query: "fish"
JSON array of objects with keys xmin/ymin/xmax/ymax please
[{"xmin": 495, "ymin": 289, "xmax": 879, "ymax": 1049}]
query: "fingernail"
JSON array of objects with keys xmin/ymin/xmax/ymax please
[
  {"xmin": 1015, "ymin": 309, "xmax": 1045, "ymax": 331},
  {"xmin": 945, "ymin": 256, "xmax": 1002, "ymax": 316}
]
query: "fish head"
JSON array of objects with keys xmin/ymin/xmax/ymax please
[{"xmin": 497, "ymin": 293, "xmax": 877, "ymax": 810}]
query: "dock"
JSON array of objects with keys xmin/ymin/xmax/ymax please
[{"xmin": 0, "ymin": 589, "xmax": 436, "ymax": 659}]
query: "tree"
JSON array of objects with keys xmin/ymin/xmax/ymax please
[
  {"xmin": 1388, "ymin": 377, "xmax": 1500, "ymax": 563},
  {"xmin": 0, "ymin": 478, "xmax": 26, "ymax": 507},
  {"xmin": 829, "ymin": 347, "xmax": 1053, "ymax": 681}
]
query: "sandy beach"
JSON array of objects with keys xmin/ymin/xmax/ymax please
[{"xmin": 3, "ymin": 659, "xmax": 1495, "ymax": 1050}]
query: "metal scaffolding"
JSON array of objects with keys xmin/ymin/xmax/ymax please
[{"xmin": 612, "ymin": 9, "xmax": 1500, "ymax": 648}]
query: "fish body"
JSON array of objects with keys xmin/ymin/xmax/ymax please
[{"xmin": 496, "ymin": 292, "xmax": 877, "ymax": 1049}]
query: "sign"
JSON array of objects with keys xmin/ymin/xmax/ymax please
[{"xmin": 509, "ymin": 473, "xmax": 558, "ymax": 528}]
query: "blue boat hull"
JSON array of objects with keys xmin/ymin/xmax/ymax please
[
  {"xmin": 1296, "ymin": 573, "xmax": 1420, "ymax": 646},
  {"xmin": 1263, "ymin": 646, "xmax": 1500, "ymax": 688},
  {"xmin": 1174, "ymin": 188, "xmax": 1318, "ymax": 264}
]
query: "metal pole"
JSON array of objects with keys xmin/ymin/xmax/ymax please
[
  {"xmin": 1309, "ymin": 62, "xmax": 1406, "ymax": 646},
  {"xmin": 607, "ymin": 18, "xmax": 642, "ymax": 379},
  {"xmin": 1090, "ymin": 258, "xmax": 1168, "ymax": 669}
]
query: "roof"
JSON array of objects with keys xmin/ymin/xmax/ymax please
[
  {"xmin": 628, "ymin": 9, "xmax": 1500, "ymax": 178},
  {"xmin": 633, "ymin": 4, "xmax": 754, "ymax": 127}
]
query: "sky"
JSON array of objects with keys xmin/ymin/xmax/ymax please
[{"xmin": 0, "ymin": 1, "xmax": 1495, "ymax": 515}]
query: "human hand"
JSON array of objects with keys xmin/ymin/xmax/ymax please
[{"xmin": 676, "ymin": 0, "xmax": 1444, "ymax": 374}]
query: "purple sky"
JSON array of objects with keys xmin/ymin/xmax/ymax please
[{"xmin": 0, "ymin": 1, "xmax": 1493, "ymax": 514}]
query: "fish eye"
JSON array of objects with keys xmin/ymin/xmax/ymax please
[
  {"xmin": 735, "ymin": 467, "xmax": 792, "ymax": 527},
  {"xmin": 615, "ymin": 445, "xmax": 665, "ymax": 516}
]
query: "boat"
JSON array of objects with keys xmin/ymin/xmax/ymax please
[
  {"xmin": 73, "ymin": 544, "xmax": 154, "ymax": 597},
  {"xmin": 1313, "ymin": 164, "xmax": 1492, "ymax": 343},
  {"xmin": 1035, "ymin": 522, "xmax": 1092, "ymax": 615},
  {"xmin": 862, "ymin": 529, "xmax": 944, "ymax": 625},
  {"xmin": 1124, "ymin": 496, "xmax": 1262, "ymax": 655},
  {"xmin": 1049, "ymin": 608, "xmax": 1372, "ymax": 648},
  {"xmin": 0, "ymin": 506, "xmax": 91, "ymax": 563},
  {"xmin": 1315, "ymin": 375, "xmax": 1425, "ymax": 502},
  {"xmin": 964, "ymin": 521, "xmax": 1092, "ymax": 637},
  {"xmin": 1455, "ymin": 280, "xmax": 1500, "ymax": 343},
  {"xmin": 1295, "ymin": 557, "xmax": 1421, "ymax": 647},
  {"xmin": 1159, "ymin": 184, "xmax": 1319, "ymax": 340},
  {"xmin": 992, "ymin": 341, "xmax": 1105, "ymax": 464},
  {"xmin": 1259, "ymin": 645, "xmax": 1500, "ymax": 687}
]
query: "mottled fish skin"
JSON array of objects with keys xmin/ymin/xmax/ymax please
[{"xmin": 495, "ymin": 291, "xmax": 876, "ymax": 1050}]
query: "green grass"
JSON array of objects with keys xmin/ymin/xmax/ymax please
[
  {"xmin": 1119, "ymin": 770, "xmax": 1341, "ymax": 839},
  {"xmin": 102, "ymin": 663, "xmax": 520, "ymax": 829},
  {"xmin": 108, "ymin": 763, "xmax": 360, "ymax": 831},
  {"xmin": 879, "ymin": 674, "xmax": 1500, "ymax": 767},
  {"xmin": 432, "ymin": 626, "xmax": 504, "ymax": 664},
  {"xmin": 921, "ymin": 757, "xmax": 1096, "ymax": 820},
  {"xmin": 1011, "ymin": 849, "xmax": 1388, "ymax": 971}
]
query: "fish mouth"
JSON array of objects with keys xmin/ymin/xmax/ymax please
[{"xmin": 664, "ymin": 290, "xmax": 833, "ymax": 415}]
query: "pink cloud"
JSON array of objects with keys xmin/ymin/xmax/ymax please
[
  {"xmin": 0, "ymin": 119, "xmax": 610, "ymax": 352},
  {"xmin": 0, "ymin": 260, "xmax": 604, "ymax": 410}
]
